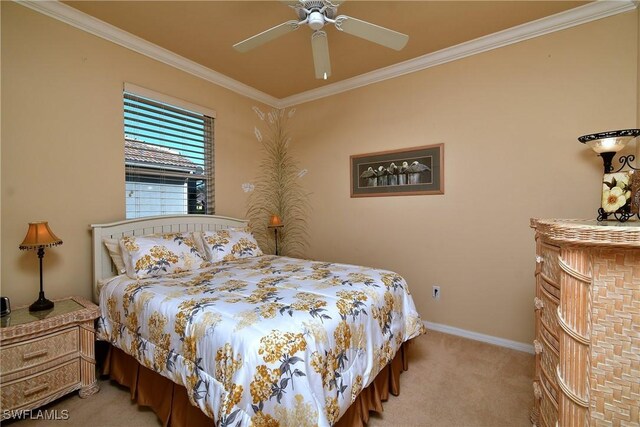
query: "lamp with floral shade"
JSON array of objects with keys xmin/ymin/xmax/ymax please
[{"xmin": 579, "ymin": 129, "xmax": 640, "ymax": 222}]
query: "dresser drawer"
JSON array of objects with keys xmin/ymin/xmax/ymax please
[
  {"xmin": 540, "ymin": 276, "xmax": 560, "ymax": 300},
  {"xmin": 0, "ymin": 328, "xmax": 78, "ymax": 376},
  {"xmin": 1, "ymin": 359, "xmax": 80, "ymax": 411},
  {"xmin": 540, "ymin": 323, "xmax": 559, "ymax": 352},
  {"xmin": 539, "ymin": 288, "xmax": 559, "ymax": 338},
  {"xmin": 539, "ymin": 243, "xmax": 560, "ymax": 288},
  {"xmin": 539, "ymin": 335, "xmax": 559, "ymax": 404},
  {"xmin": 539, "ymin": 375, "xmax": 558, "ymax": 427}
]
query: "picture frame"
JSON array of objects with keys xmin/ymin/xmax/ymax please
[{"xmin": 350, "ymin": 143, "xmax": 444, "ymax": 198}]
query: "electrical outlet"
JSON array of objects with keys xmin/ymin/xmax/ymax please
[{"xmin": 432, "ymin": 285, "xmax": 441, "ymax": 300}]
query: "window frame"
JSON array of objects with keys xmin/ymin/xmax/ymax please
[{"xmin": 123, "ymin": 83, "xmax": 215, "ymax": 219}]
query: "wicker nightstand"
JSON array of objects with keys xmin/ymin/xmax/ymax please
[{"xmin": 0, "ymin": 296, "xmax": 100, "ymax": 419}]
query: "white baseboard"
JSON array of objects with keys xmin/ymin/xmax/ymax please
[{"xmin": 423, "ymin": 321, "xmax": 534, "ymax": 354}]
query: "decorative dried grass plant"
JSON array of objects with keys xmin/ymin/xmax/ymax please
[{"xmin": 246, "ymin": 107, "xmax": 310, "ymax": 257}]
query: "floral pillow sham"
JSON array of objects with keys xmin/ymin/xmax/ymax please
[
  {"xmin": 201, "ymin": 227, "xmax": 263, "ymax": 263},
  {"xmin": 119, "ymin": 232, "xmax": 209, "ymax": 279}
]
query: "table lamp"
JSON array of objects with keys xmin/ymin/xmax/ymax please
[
  {"xmin": 578, "ymin": 129, "xmax": 640, "ymax": 174},
  {"xmin": 578, "ymin": 129, "xmax": 640, "ymax": 221},
  {"xmin": 267, "ymin": 214, "xmax": 284, "ymax": 256},
  {"xmin": 19, "ymin": 221, "xmax": 63, "ymax": 311}
]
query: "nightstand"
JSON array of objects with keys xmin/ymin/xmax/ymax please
[{"xmin": 0, "ymin": 296, "xmax": 100, "ymax": 419}]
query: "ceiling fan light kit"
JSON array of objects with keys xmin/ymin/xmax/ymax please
[
  {"xmin": 233, "ymin": 0, "xmax": 409, "ymax": 80},
  {"xmin": 308, "ymin": 10, "xmax": 326, "ymax": 31}
]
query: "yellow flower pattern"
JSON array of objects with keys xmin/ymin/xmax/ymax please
[
  {"xmin": 97, "ymin": 255, "xmax": 425, "ymax": 426},
  {"xmin": 204, "ymin": 230, "xmax": 230, "ymax": 252},
  {"xmin": 258, "ymin": 330, "xmax": 307, "ymax": 364},
  {"xmin": 215, "ymin": 343, "xmax": 243, "ymax": 390},
  {"xmin": 220, "ymin": 383, "xmax": 243, "ymax": 417},
  {"xmin": 273, "ymin": 394, "xmax": 318, "ymax": 427},
  {"xmin": 135, "ymin": 246, "xmax": 179, "ymax": 273},
  {"xmin": 334, "ymin": 320, "xmax": 352, "ymax": 353},
  {"xmin": 251, "ymin": 411, "xmax": 279, "ymax": 427},
  {"xmin": 325, "ymin": 396, "xmax": 340, "ymax": 425},
  {"xmin": 121, "ymin": 236, "xmax": 139, "ymax": 251},
  {"xmin": 121, "ymin": 232, "xmax": 207, "ymax": 279},
  {"xmin": 372, "ymin": 291, "xmax": 395, "ymax": 337},
  {"xmin": 250, "ymin": 365, "xmax": 282, "ymax": 404},
  {"xmin": 350, "ymin": 375, "xmax": 363, "ymax": 404},
  {"xmin": 202, "ymin": 228, "xmax": 264, "ymax": 263}
]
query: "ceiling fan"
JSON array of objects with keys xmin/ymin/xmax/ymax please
[{"xmin": 233, "ymin": 0, "xmax": 409, "ymax": 80}]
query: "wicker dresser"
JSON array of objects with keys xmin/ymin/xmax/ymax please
[
  {"xmin": 0, "ymin": 296, "xmax": 100, "ymax": 419},
  {"xmin": 530, "ymin": 219, "xmax": 640, "ymax": 427}
]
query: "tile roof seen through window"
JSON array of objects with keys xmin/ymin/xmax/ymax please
[{"xmin": 125, "ymin": 139, "xmax": 198, "ymax": 172}]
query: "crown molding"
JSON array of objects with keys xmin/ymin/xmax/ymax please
[
  {"xmin": 16, "ymin": 0, "xmax": 636, "ymax": 109},
  {"xmin": 279, "ymin": 0, "xmax": 637, "ymax": 107},
  {"xmin": 15, "ymin": 0, "xmax": 281, "ymax": 108}
]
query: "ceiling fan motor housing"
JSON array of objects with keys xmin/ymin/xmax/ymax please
[{"xmin": 295, "ymin": 0, "xmax": 338, "ymax": 21}]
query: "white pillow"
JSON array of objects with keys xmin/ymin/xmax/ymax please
[
  {"xmin": 119, "ymin": 232, "xmax": 208, "ymax": 279},
  {"xmin": 191, "ymin": 231, "xmax": 207, "ymax": 259},
  {"xmin": 201, "ymin": 227, "xmax": 263, "ymax": 263},
  {"xmin": 103, "ymin": 238, "xmax": 127, "ymax": 275}
]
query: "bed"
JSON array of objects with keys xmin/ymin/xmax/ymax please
[{"xmin": 91, "ymin": 215, "xmax": 425, "ymax": 426}]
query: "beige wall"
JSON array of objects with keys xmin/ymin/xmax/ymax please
[
  {"xmin": 1, "ymin": 3, "xmax": 263, "ymax": 306},
  {"xmin": 291, "ymin": 11, "xmax": 638, "ymax": 344}
]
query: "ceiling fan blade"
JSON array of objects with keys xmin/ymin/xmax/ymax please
[
  {"xmin": 233, "ymin": 20, "xmax": 300, "ymax": 53},
  {"xmin": 334, "ymin": 15, "xmax": 408, "ymax": 51},
  {"xmin": 311, "ymin": 31, "xmax": 331, "ymax": 80}
]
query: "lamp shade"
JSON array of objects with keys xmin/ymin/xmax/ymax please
[
  {"xmin": 578, "ymin": 129, "xmax": 640, "ymax": 154},
  {"xmin": 19, "ymin": 222, "xmax": 63, "ymax": 250},
  {"xmin": 268, "ymin": 214, "xmax": 283, "ymax": 227}
]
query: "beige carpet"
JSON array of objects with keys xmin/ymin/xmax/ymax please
[{"xmin": 4, "ymin": 331, "xmax": 534, "ymax": 427}]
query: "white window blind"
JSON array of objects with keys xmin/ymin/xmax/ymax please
[{"xmin": 124, "ymin": 89, "xmax": 214, "ymax": 219}]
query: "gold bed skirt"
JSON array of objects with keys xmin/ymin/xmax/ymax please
[{"xmin": 102, "ymin": 341, "xmax": 411, "ymax": 427}]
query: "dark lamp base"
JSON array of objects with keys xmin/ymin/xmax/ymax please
[{"xmin": 29, "ymin": 295, "xmax": 54, "ymax": 312}]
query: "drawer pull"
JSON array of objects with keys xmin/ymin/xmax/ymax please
[
  {"xmin": 533, "ymin": 381, "xmax": 542, "ymax": 399},
  {"xmin": 533, "ymin": 339, "xmax": 543, "ymax": 354},
  {"xmin": 24, "ymin": 383, "xmax": 49, "ymax": 397},
  {"xmin": 534, "ymin": 297, "xmax": 544, "ymax": 310},
  {"xmin": 22, "ymin": 349, "xmax": 49, "ymax": 361},
  {"xmin": 536, "ymin": 256, "xmax": 543, "ymax": 264}
]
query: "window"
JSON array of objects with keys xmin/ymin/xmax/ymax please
[{"xmin": 123, "ymin": 84, "xmax": 214, "ymax": 219}]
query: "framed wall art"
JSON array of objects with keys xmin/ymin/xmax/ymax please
[{"xmin": 350, "ymin": 143, "xmax": 444, "ymax": 197}]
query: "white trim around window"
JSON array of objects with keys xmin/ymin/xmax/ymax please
[{"xmin": 123, "ymin": 83, "xmax": 217, "ymax": 119}]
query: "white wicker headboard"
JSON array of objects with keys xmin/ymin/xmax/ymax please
[{"xmin": 90, "ymin": 214, "xmax": 249, "ymax": 303}]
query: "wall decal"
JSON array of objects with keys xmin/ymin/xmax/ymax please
[{"xmin": 246, "ymin": 108, "xmax": 310, "ymax": 257}]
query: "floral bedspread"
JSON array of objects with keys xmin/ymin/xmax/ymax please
[{"xmin": 97, "ymin": 255, "xmax": 425, "ymax": 426}]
